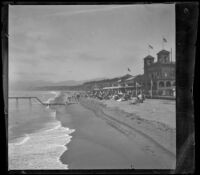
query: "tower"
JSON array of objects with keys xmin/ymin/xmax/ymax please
[
  {"xmin": 143, "ymin": 55, "xmax": 155, "ymax": 74},
  {"xmin": 143, "ymin": 55, "xmax": 155, "ymax": 94},
  {"xmin": 157, "ymin": 50, "xmax": 170, "ymax": 64}
]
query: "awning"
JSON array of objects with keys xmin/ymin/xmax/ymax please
[
  {"xmin": 102, "ymin": 85, "xmax": 141, "ymax": 90},
  {"xmin": 93, "ymin": 88, "xmax": 100, "ymax": 91},
  {"xmin": 125, "ymin": 77, "xmax": 136, "ymax": 81},
  {"xmin": 103, "ymin": 86, "xmax": 123, "ymax": 90}
]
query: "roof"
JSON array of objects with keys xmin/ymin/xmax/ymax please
[
  {"xmin": 157, "ymin": 50, "xmax": 170, "ymax": 55},
  {"xmin": 103, "ymin": 86, "xmax": 122, "ymax": 90},
  {"xmin": 93, "ymin": 88, "xmax": 100, "ymax": 91},
  {"xmin": 126, "ymin": 76, "xmax": 136, "ymax": 81},
  {"xmin": 102, "ymin": 84, "xmax": 142, "ymax": 90},
  {"xmin": 143, "ymin": 55, "xmax": 155, "ymax": 60}
]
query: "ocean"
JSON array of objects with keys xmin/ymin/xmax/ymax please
[{"xmin": 8, "ymin": 90, "xmax": 75, "ymax": 170}]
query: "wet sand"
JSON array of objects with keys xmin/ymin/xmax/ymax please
[{"xmin": 56, "ymin": 101, "xmax": 175, "ymax": 169}]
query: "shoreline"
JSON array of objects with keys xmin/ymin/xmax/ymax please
[
  {"xmin": 9, "ymin": 91, "xmax": 176, "ymax": 169},
  {"xmin": 8, "ymin": 91, "xmax": 73, "ymax": 170},
  {"xmin": 57, "ymin": 98, "xmax": 176, "ymax": 169},
  {"xmin": 8, "ymin": 120, "xmax": 72, "ymax": 170}
]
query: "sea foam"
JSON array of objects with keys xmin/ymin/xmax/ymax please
[
  {"xmin": 9, "ymin": 120, "xmax": 75, "ymax": 170},
  {"xmin": 8, "ymin": 91, "xmax": 75, "ymax": 170},
  {"xmin": 12, "ymin": 135, "xmax": 30, "ymax": 146}
]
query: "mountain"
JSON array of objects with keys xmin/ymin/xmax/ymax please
[
  {"xmin": 48, "ymin": 80, "xmax": 84, "ymax": 86},
  {"xmin": 82, "ymin": 77, "xmax": 108, "ymax": 83},
  {"xmin": 9, "ymin": 80, "xmax": 84, "ymax": 91},
  {"xmin": 9, "ymin": 75, "xmax": 132, "ymax": 91}
]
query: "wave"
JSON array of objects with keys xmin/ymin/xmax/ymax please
[
  {"xmin": 43, "ymin": 91, "xmax": 61, "ymax": 104},
  {"xmin": 9, "ymin": 134, "xmax": 30, "ymax": 146},
  {"xmin": 50, "ymin": 91, "xmax": 59, "ymax": 95},
  {"xmin": 9, "ymin": 119, "xmax": 75, "ymax": 170},
  {"xmin": 42, "ymin": 120, "xmax": 75, "ymax": 134},
  {"xmin": 8, "ymin": 91, "xmax": 75, "ymax": 170}
]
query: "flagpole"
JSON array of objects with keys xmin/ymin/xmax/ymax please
[
  {"xmin": 171, "ymin": 48, "xmax": 172, "ymax": 63},
  {"xmin": 150, "ymin": 79, "xmax": 153, "ymax": 98},
  {"xmin": 136, "ymin": 81, "xmax": 137, "ymax": 97}
]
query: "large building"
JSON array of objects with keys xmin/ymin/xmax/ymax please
[
  {"xmin": 70, "ymin": 49, "xmax": 176, "ymax": 98},
  {"xmin": 143, "ymin": 49, "xmax": 175, "ymax": 96}
]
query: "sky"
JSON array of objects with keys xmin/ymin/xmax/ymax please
[{"xmin": 9, "ymin": 4, "xmax": 175, "ymax": 83}]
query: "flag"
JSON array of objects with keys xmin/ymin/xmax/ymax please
[
  {"xmin": 128, "ymin": 67, "xmax": 131, "ymax": 72},
  {"xmin": 163, "ymin": 37, "xmax": 167, "ymax": 42},
  {"xmin": 148, "ymin": 44, "xmax": 153, "ymax": 49}
]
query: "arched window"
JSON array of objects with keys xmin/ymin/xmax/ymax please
[
  {"xmin": 159, "ymin": 81, "xmax": 164, "ymax": 87},
  {"xmin": 166, "ymin": 81, "xmax": 171, "ymax": 87}
]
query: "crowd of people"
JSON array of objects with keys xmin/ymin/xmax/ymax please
[
  {"xmin": 66, "ymin": 93, "xmax": 81, "ymax": 103},
  {"xmin": 66, "ymin": 89, "xmax": 146, "ymax": 104},
  {"xmin": 86, "ymin": 89, "xmax": 146, "ymax": 104}
]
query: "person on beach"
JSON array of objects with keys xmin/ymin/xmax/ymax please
[
  {"xmin": 76, "ymin": 93, "xmax": 80, "ymax": 102},
  {"xmin": 142, "ymin": 93, "xmax": 146, "ymax": 101},
  {"xmin": 72, "ymin": 95, "xmax": 75, "ymax": 102},
  {"xmin": 137, "ymin": 92, "xmax": 144, "ymax": 103},
  {"xmin": 68, "ymin": 96, "xmax": 71, "ymax": 102}
]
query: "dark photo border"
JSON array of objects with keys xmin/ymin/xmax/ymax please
[{"xmin": 1, "ymin": 1, "xmax": 197, "ymax": 174}]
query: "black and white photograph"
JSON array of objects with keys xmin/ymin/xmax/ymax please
[{"xmin": 7, "ymin": 3, "xmax": 178, "ymax": 171}]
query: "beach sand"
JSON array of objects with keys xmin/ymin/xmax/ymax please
[
  {"xmin": 82, "ymin": 98, "xmax": 176, "ymax": 156},
  {"xmin": 56, "ymin": 98, "xmax": 176, "ymax": 169},
  {"xmin": 101, "ymin": 99, "xmax": 176, "ymax": 128},
  {"xmin": 9, "ymin": 92, "xmax": 176, "ymax": 170}
]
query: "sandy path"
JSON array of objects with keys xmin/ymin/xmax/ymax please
[{"xmin": 57, "ymin": 102, "xmax": 175, "ymax": 169}]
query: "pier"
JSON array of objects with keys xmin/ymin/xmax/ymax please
[{"xmin": 8, "ymin": 97, "xmax": 70, "ymax": 106}]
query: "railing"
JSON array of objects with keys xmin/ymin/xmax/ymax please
[{"xmin": 8, "ymin": 97, "xmax": 72, "ymax": 106}]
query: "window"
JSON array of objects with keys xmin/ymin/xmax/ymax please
[
  {"xmin": 164, "ymin": 56, "xmax": 168, "ymax": 63},
  {"xmin": 159, "ymin": 81, "xmax": 164, "ymax": 87},
  {"xmin": 166, "ymin": 81, "xmax": 171, "ymax": 87}
]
